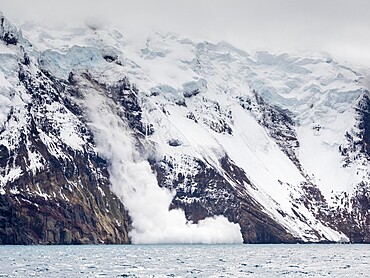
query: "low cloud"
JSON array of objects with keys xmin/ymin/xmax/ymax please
[{"xmin": 1, "ymin": 0, "xmax": 370, "ymax": 66}]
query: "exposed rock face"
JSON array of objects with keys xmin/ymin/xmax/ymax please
[
  {"xmin": 359, "ymin": 93, "xmax": 370, "ymax": 156},
  {"xmin": 0, "ymin": 187, "xmax": 129, "ymax": 244},
  {"xmin": 0, "ymin": 14, "xmax": 19, "ymax": 45}
]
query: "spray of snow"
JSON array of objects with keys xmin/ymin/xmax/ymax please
[{"xmin": 78, "ymin": 77, "xmax": 243, "ymax": 244}]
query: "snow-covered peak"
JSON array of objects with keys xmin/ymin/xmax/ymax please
[
  {"xmin": 0, "ymin": 13, "xmax": 27, "ymax": 47},
  {"xmin": 0, "ymin": 16, "xmax": 369, "ymax": 243}
]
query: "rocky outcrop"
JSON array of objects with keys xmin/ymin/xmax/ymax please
[
  {"xmin": 0, "ymin": 12, "xmax": 20, "ymax": 45},
  {"xmin": 0, "ymin": 128, "xmax": 131, "ymax": 244},
  {"xmin": 358, "ymin": 93, "xmax": 370, "ymax": 156},
  {"xmin": 0, "ymin": 187, "xmax": 130, "ymax": 244},
  {"xmin": 238, "ymin": 91, "xmax": 301, "ymax": 172}
]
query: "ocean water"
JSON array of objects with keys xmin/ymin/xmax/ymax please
[{"xmin": 0, "ymin": 244, "xmax": 368, "ymax": 277}]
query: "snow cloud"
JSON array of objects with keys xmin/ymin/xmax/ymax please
[{"xmin": 1, "ymin": 0, "xmax": 370, "ymax": 66}]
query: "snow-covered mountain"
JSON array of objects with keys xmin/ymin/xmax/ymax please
[{"xmin": 0, "ymin": 13, "xmax": 368, "ymax": 244}]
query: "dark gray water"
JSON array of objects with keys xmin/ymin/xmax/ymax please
[{"xmin": 0, "ymin": 244, "xmax": 368, "ymax": 277}]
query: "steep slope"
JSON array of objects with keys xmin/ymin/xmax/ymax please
[
  {"xmin": 0, "ymin": 13, "xmax": 369, "ymax": 243},
  {"xmin": 0, "ymin": 14, "xmax": 130, "ymax": 244}
]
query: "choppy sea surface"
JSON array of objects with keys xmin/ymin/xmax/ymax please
[{"xmin": 0, "ymin": 244, "xmax": 369, "ymax": 277}]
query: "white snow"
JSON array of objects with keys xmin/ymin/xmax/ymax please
[{"xmin": 0, "ymin": 167, "xmax": 23, "ymax": 187}]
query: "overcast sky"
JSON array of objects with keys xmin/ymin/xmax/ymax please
[{"xmin": 1, "ymin": 0, "xmax": 370, "ymax": 66}]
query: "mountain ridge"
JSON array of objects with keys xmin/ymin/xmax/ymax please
[{"xmin": 0, "ymin": 13, "xmax": 369, "ymax": 244}]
